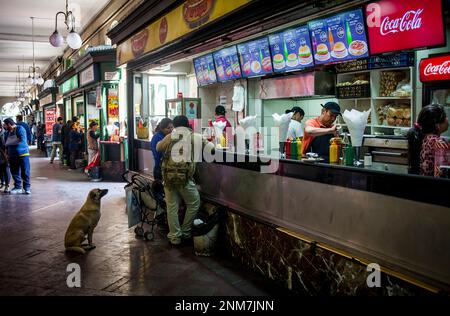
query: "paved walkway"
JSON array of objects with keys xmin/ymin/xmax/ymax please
[{"xmin": 0, "ymin": 147, "xmax": 287, "ymax": 296}]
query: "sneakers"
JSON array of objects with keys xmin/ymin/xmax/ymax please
[
  {"xmin": 10, "ymin": 188, "xmax": 22, "ymax": 194},
  {"xmin": 49, "ymin": 161, "xmax": 53, "ymax": 164},
  {"xmin": 23, "ymin": 189, "xmax": 31, "ymax": 195},
  {"xmin": 3, "ymin": 186, "xmax": 10, "ymax": 194}
]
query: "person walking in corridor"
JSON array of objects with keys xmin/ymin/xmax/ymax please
[
  {"xmin": 3, "ymin": 118, "xmax": 30, "ymax": 194},
  {"xmin": 50, "ymin": 117, "xmax": 64, "ymax": 164}
]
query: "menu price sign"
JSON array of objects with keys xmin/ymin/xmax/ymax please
[
  {"xmin": 268, "ymin": 25, "xmax": 314, "ymax": 73},
  {"xmin": 237, "ymin": 37, "xmax": 273, "ymax": 78},
  {"xmin": 365, "ymin": 0, "xmax": 445, "ymax": 55},
  {"xmin": 194, "ymin": 54, "xmax": 217, "ymax": 86},
  {"xmin": 213, "ymin": 46, "xmax": 242, "ymax": 82},
  {"xmin": 309, "ymin": 9, "xmax": 369, "ymax": 65}
]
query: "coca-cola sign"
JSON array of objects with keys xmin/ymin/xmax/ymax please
[
  {"xmin": 420, "ymin": 55, "xmax": 450, "ymax": 82},
  {"xmin": 366, "ymin": 0, "xmax": 445, "ymax": 55}
]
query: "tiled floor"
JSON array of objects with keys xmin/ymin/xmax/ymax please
[{"xmin": 0, "ymin": 147, "xmax": 287, "ymax": 296}]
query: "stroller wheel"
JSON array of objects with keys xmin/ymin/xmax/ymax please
[
  {"xmin": 134, "ymin": 226, "xmax": 144, "ymax": 237},
  {"xmin": 144, "ymin": 231, "xmax": 154, "ymax": 241}
]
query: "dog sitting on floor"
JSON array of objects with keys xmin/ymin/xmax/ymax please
[{"xmin": 65, "ymin": 188, "xmax": 109, "ymax": 254}]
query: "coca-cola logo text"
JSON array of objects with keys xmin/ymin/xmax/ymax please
[
  {"xmin": 423, "ymin": 61, "xmax": 450, "ymax": 76},
  {"xmin": 380, "ymin": 9, "xmax": 423, "ymax": 35}
]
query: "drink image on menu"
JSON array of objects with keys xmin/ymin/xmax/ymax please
[
  {"xmin": 345, "ymin": 9, "xmax": 368, "ymax": 57},
  {"xmin": 269, "ymin": 34, "xmax": 286, "ymax": 71}
]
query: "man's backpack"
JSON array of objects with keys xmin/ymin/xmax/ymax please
[{"xmin": 161, "ymin": 133, "xmax": 195, "ymax": 187}]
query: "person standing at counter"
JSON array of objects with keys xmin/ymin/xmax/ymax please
[
  {"xmin": 407, "ymin": 104, "xmax": 449, "ymax": 176},
  {"xmin": 150, "ymin": 118, "xmax": 173, "ymax": 181},
  {"xmin": 302, "ymin": 102, "xmax": 340, "ymax": 161},
  {"xmin": 87, "ymin": 121, "xmax": 100, "ymax": 165},
  {"xmin": 286, "ymin": 106, "xmax": 305, "ymax": 139},
  {"xmin": 68, "ymin": 122, "xmax": 83, "ymax": 170},
  {"xmin": 157, "ymin": 115, "xmax": 214, "ymax": 247},
  {"xmin": 49, "ymin": 117, "xmax": 63, "ymax": 164}
]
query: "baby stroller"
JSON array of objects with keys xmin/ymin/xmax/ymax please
[{"xmin": 123, "ymin": 171, "xmax": 167, "ymax": 241}]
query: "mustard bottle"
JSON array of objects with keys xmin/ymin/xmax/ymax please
[
  {"xmin": 329, "ymin": 137, "xmax": 342, "ymax": 164},
  {"xmin": 296, "ymin": 137, "xmax": 302, "ymax": 158}
]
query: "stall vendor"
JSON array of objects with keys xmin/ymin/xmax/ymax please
[
  {"xmin": 286, "ymin": 106, "xmax": 305, "ymax": 139},
  {"xmin": 302, "ymin": 102, "xmax": 341, "ymax": 161}
]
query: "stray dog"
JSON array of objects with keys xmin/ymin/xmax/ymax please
[{"xmin": 65, "ymin": 188, "xmax": 108, "ymax": 254}]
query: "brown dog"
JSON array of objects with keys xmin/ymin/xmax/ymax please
[{"xmin": 64, "ymin": 188, "xmax": 108, "ymax": 254}]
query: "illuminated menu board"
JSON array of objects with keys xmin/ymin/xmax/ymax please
[
  {"xmin": 193, "ymin": 54, "xmax": 217, "ymax": 86},
  {"xmin": 213, "ymin": 46, "xmax": 242, "ymax": 82},
  {"xmin": 268, "ymin": 25, "xmax": 314, "ymax": 73},
  {"xmin": 308, "ymin": 9, "xmax": 369, "ymax": 65},
  {"xmin": 237, "ymin": 37, "xmax": 273, "ymax": 78}
]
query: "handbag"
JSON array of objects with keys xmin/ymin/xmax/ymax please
[{"xmin": 5, "ymin": 132, "xmax": 20, "ymax": 146}]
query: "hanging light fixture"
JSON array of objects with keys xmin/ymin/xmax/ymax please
[
  {"xmin": 49, "ymin": 0, "xmax": 82, "ymax": 49},
  {"xmin": 27, "ymin": 17, "xmax": 44, "ymax": 86}
]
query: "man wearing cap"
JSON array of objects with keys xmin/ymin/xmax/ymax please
[
  {"xmin": 302, "ymin": 101, "xmax": 341, "ymax": 161},
  {"xmin": 286, "ymin": 106, "xmax": 305, "ymax": 139},
  {"xmin": 3, "ymin": 118, "xmax": 31, "ymax": 194}
]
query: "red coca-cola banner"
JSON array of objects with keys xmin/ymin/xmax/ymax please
[
  {"xmin": 420, "ymin": 55, "xmax": 450, "ymax": 82},
  {"xmin": 365, "ymin": 0, "xmax": 445, "ymax": 55}
]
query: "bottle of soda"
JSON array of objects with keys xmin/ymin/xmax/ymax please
[{"xmin": 346, "ymin": 21, "xmax": 353, "ymax": 46}]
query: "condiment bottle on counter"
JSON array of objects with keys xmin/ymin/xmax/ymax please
[
  {"xmin": 285, "ymin": 138, "xmax": 292, "ymax": 158},
  {"xmin": 329, "ymin": 137, "xmax": 342, "ymax": 164},
  {"xmin": 291, "ymin": 138, "xmax": 298, "ymax": 159},
  {"xmin": 345, "ymin": 143, "xmax": 354, "ymax": 166},
  {"xmin": 296, "ymin": 137, "xmax": 302, "ymax": 158},
  {"xmin": 364, "ymin": 153, "xmax": 372, "ymax": 166}
]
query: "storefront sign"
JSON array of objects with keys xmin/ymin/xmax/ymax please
[
  {"xmin": 40, "ymin": 94, "xmax": 53, "ymax": 106},
  {"xmin": 80, "ymin": 65, "xmax": 95, "ymax": 86},
  {"xmin": 420, "ymin": 55, "xmax": 450, "ymax": 82},
  {"xmin": 45, "ymin": 107, "xmax": 56, "ymax": 135},
  {"xmin": 365, "ymin": 0, "xmax": 445, "ymax": 55},
  {"xmin": 117, "ymin": 0, "xmax": 251, "ymax": 65},
  {"xmin": 60, "ymin": 75, "xmax": 79, "ymax": 94},
  {"xmin": 104, "ymin": 71, "xmax": 120, "ymax": 81}
]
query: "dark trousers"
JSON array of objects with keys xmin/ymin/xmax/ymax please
[
  {"xmin": 70, "ymin": 150, "xmax": 79, "ymax": 169},
  {"xmin": 9, "ymin": 155, "xmax": 30, "ymax": 190},
  {"xmin": 0, "ymin": 163, "xmax": 10, "ymax": 186}
]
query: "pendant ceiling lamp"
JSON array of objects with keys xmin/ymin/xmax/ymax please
[
  {"xmin": 27, "ymin": 17, "xmax": 44, "ymax": 86},
  {"xmin": 49, "ymin": 0, "xmax": 82, "ymax": 49}
]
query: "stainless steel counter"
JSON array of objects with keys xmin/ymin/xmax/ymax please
[{"xmin": 196, "ymin": 158, "xmax": 450, "ymax": 291}]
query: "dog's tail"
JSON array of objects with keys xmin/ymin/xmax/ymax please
[{"xmin": 65, "ymin": 246, "xmax": 86, "ymax": 254}]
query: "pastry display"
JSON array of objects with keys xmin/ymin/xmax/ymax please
[
  {"xmin": 377, "ymin": 103, "xmax": 411, "ymax": 127},
  {"xmin": 379, "ymin": 71, "xmax": 407, "ymax": 97}
]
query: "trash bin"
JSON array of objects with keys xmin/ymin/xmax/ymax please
[{"xmin": 192, "ymin": 206, "xmax": 224, "ymax": 256}]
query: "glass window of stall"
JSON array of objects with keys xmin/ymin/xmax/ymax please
[{"xmin": 134, "ymin": 73, "xmax": 178, "ymax": 141}]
